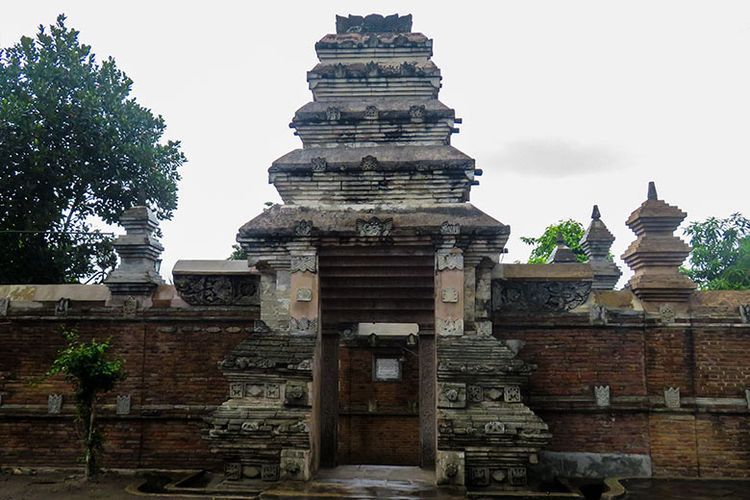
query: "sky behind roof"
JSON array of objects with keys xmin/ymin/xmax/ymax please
[{"xmin": 3, "ymin": 1, "xmax": 749, "ymax": 284}]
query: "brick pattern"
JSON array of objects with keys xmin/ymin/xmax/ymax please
[{"xmin": 540, "ymin": 412, "xmax": 650, "ymax": 455}]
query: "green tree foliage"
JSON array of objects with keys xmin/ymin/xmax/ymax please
[
  {"xmin": 228, "ymin": 243, "xmax": 247, "ymax": 260},
  {"xmin": 683, "ymin": 213, "xmax": 750, "ymax": 290},
  {"xmin": 0, "ymin": 14, "xmax": 185, "ymax": 284},
  {"xmin": 46, "ymin": 331, "xmax": 126, "ymax": 479},
  {"xmin": 521, "ymin": 219, "xmax": 587, "ymax": 264}
]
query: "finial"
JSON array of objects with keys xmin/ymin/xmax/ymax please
[
  {"xmin": 647, "ymin": 181, "xmax": 658, "ymax": 201},
  {"xmin": 591, "ymin": 205, "xmax": 601, "ymax": 220},
  {"xmin": 556, "ymin": 231, "xmax": 564, "ymax": 245}
]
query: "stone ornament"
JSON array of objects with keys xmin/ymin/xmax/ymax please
[
  {"xmin": 590, "ymin": 304, "xmax": 608, "ymax": 326},
  {"xmin": 55, "ymin": 298, "xmax": 70, "ymax": 316},
  {"xmin": 0, "ymin": 298, "xmax": 8, "ymax": 316},
  {"xmin": 335, "ymin": 13, "xmax": 413, "ymax": 34},
  {"xmin": 438, "ymin": 382, "xmax": 466, "ymax": 408},
  {"xmin": 325, "ymin": 106, "xmax": 340, "ymax": 121},
  {"xmin": 436, "ymin": 450, "xmax": 465, "ymax": 486},
  {"xmin": 294, "ymin": 220, "xmax": 313, "ymax": 236},
  {"xmin": 280, "ymin": 449, "xmax": 310, "ymax": 481},
  {"xmin": 174, "ymin": 275, "xmax": 260, "ymax": 306},
  {"xmin": 311, "ymin": 157, "xmax": 327, "ymax": 172},
  {"xmin": 409, "ymin": 104, "xmax": 426, "ymax": 120},
  {"xmin": 475, "ymin": 321, "xmax": 492, "ymax": 336},
  {"xmin": 660, "ymin": 304, "xmax": 676, "ymax": 325},
  {"xmin": 225, "ymin": 462, "xmax": 242, "ymax": 481},
  {"xmin": 229, "ymin": 383, "xmax": 244, "ymax": 398},
  {"xmin": 116, "ymin": 394, "xmax": 131, "ymax": 415},
  {"xmin": 364, "ymin": 105, "xmax": 379, "ymax": 119},
  {"xmin": 284, "ymin": 383, "xmax": 308, "ymax": 406},
  {"xmin": 484, "ymin": 421, "xmax": 506, "ymax": 434},
  {"xmin": 492, "ymin": 470, "xmax": 507, "ymax": 483},
  {"xmin": 360, "ymin": 155, "xmax": 380, "ymax": 170},
  {"xmin": 296, "ymin": 359, "xmax": 313, "ymax": 371},
  {"xmin": 437, "ymin": 318, "xmax": 463, "ymax": 336},
  {"xmin": 48, "ymin": 394, "xmax": 63, "ymax": 414},
  {"xmin": 241, "ymin": 421, "xmax": 260, "ymax": 432},
  {"xmin": 356, "ymin": 217, "xmax": 392, "ymax": 237},
  {"xmin": 290, "ymin": 317, "xmax": 317, "ymax": 335},
  {"xmin": 508, "ymin": 467, "xmax": 527, "ymax": 486},
  {"xmin": 504, "ymin": 386, "xmax": 522, "ymax": 403},
  {"xmin": 739, "ymin": 304, "xmax": 750, "ymax": 324},
  {"xmin": 266, "ymin": 383, "xmax": 280, "ymax": 399},
  {"xmin": 485, "ymin": 388, "xmax": 503, "ymax": 401},
  {"xmin": 492, "ymin": 280, "xmax": 591, "ymax": 312},
  {"xmin": 468, "ymin": 467, "xmax": 489, "ymax": 487},
  {"xmin": 246, "ymin": 384, "xmax": 264, "ymax": 397},
  {"xmin": 468, "ymin": 385, "xmax": 483, "ymax": 403},
  {"xmin": 290, "ymin": 255, "xmax": 317, "ymax": 274},
  {"xmin": 262, "ymin": 464, "xmax": 280, "ymax": 482},
  {"xmin": 664, "ymin": 387, "xmax": 681, "ymax": 409},
  {"xmin": 594, "ymin": 385, "xmax": 610, "ymax": 407},
  {"xmin": 123, "ymin": 295, "xmax": 138, "ymax": 315},
  {"xmin": 296, "ymin": 288, "xmax": 313, "ymax": 302},
  {"xmin": 440, "ymin": 221, "xmax": 460, "ymax": 235},
  {"xmin": 441, "ymin": 288, "xmax": 459, "ymax": 303},
  {"xmin": 436, "ymin": 250, "xmax": 464, "ymax": 271}
]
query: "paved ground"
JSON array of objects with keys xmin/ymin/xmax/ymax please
[{"xmin": 622, "ymin": 478, "xmax": 750, "ymax": 500}]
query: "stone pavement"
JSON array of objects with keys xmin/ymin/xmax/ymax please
[{"xmin": 622, "ymin": 478, "xmax": 750, "ymax": 500}]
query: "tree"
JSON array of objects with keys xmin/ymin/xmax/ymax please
[
  {"xmin": 46, "ymin": 331, "xmax": 126, "ymax": 479},
  {"xmin": 228, "ymin": 243, "xmax": 247, "ymax": 260},
  {"xmin": 521, "ymin": 219, "xmax": 587, "ymax": 264},
  {"xmin": 0, "ymin": 14, "xmax": 185, "ymax": 284},
  {"xmin": 683, "ymin": 213, "xmax": 750, "ymax": 290}
]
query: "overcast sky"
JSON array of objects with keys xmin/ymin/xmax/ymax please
[{"xmin": 3, "ymin": 1, "xmax": 749, "ymax": 285}]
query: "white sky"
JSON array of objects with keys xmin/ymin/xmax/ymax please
[{"xmin": 3, "ymin": 1, "xmax": 750, "ymax": 285}]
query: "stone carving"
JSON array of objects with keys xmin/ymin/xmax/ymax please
[
  {"xmin": 266, "ymin": 383, "xmax": 280, "ymax": 399},
  {"xmin": 484, "ymin": 421, "xmax": 506, "ymax": 434},
  {"xmin": 294, "ymin": 220, "xmax": 313, "ymax": 236},
  {"xmin": 436, "ymin": 251, "xmax": 464, "ymax": 271},
  {"xmin": 280, "ymin": 449, "xmax": 309, "ymax": 480},
  {"xmin": 504, "ymin": 386, "xmax": 522, "ymax": 403},
  {"xmin": 440, "ymin": 221, "xmax": 460, "ymax": 235},
  {"xmin": 262, "ymin": 464, "xmax": 279, "ymax": 482},
  {"xmin": 468, "ymin": 467, "xmax": 490, "ymax": 487},
  {"xmin": 290, "ymin": 317, "xmax": 317, "ymax": 335},
  {"xmin": 116, "ymin": 394, "xmax": 131, "ymax": 415},
  {"xmin": 335, "ymin": 13, "xmax": 413, "ymax": 34},
  {"xmin": 468, "ymin": 385, "xmax": 483, "ymax": 403},
  {"xmin": 311, "ymin": 157, "xmax": 328, "ymax": 172},
  {"xmin": 174, "ymin": 275, "xmax": 260, "ymax": 306},
  {"xmin": 590, "ymin": 304, "xmax": 608, "ymax": 326},
  {"xmin": 229, "ymin": 383, "xmax": 244, "ymax": 398},
  {"xmin": 436, "ymin": 450, "xmax": 464, "ymax": 486},
  {"xmin": 296, "ymin": 288, "xmax": 313, "ymax": 302},
  {"xmin": 485, "ymin": 388, "xmax": 503, "ymax": 401},
  {"xmin": 360, "ymin": 155, "xmax": 380, "ymax": 170},
  {"xmin": 290, "ymin": 255, "xmax": 317, "ymax": 274},
  {"xmin": 0, "ymin": 298, "xmax": 8, "ymax": 316},
  {"xmin": 437, "ymin": 318, "xmax": 463, "ymax": 336},
  {"xmin": 241, "ymin": 421, "xmax": 260, "ymax": 432},
  {"xmin": 225, "ymin": 462, "xmax": 241, "ymax": 480},
  {"xmin": 504, "ymin": 339, "xmax": 526, "ymax": 356},
  {"xmin": 508, "ymin": 467, "xmax": 527, "ymax": 486},
  {"xmin": 55, "ymin": 298, "xmax": 70, "ymax": 316},
  {"xmin": 409, "ymin": 104, "xmax": 426, "ymax": 120},
  {"xmin": 296, "ymin": 359, "xmax": 313, "ymax": 371},
  {"xmin": 285, "ymin": 383, "xmax": 308, "ymax": 406},
  {"xmin": 492, "ymin": 470, "xmax": 507, "ymax": 483},
  {"xmin": 48, "ymin": 394, "xmax": 62, "ymax": 414},
  {"xmin": 123, "ymin": 295, "xmax": 138, "ymax": 315},
  {"xmin": 364, "ymin": 105, "xmax": 379, "ymax": 119},
  {"xmin": 441, "ymin": 288, "xmax": 459, "ymax": 303},
  {"xmin": 492, "ymin": 280, "xmax": 592, "ymax": 312},
  {"xmin": 364, "ymin": 61, "xmax": 380, "ymax": 78},
  {"xmin": 246, "ymin": 384, "xmax": 264, "ymax": 397},
  {"xmin": 475, "ymin": 321, "xmax": 492, "ymax": 336},
  {"xmin": 438, "ymin": 382, "xmax": 466, "ymax": 408},
  {"xmin": 243, "ymin": 466, "xmax": 260, "ymax": 479},
  {"xmin": 664, "ymin": 387, "xmax": 680, "ymax": 409},
  {"xmin": 660, "ymin": 304, "xmax": 676, "ymax": 325},
  {"xmin": 739, "ymin": 304, "xmax": 750, "ymax": 324},
  {"xmin": 356, "ymin": 217, "xmax": 393, "ymax": 237},
  {"xmin": 325, "ymin": 106, "xmax": 340, "ymax": 121},
  {"xmin": 594, "ymin": 385, "xmax": 610, "ymax": 407}
]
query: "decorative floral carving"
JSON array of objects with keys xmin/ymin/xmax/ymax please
[
  {"xmin": 123, "ymin": 295, "xmax": 138, "ymax": 315},
  {"xmin": 438, "ymin": 382, "xmax": 466, "ymax": 408},
  {"xmin": 468, "ymin": 385, "xmax": 483, "ymax": 402},
  {"xmin": 311, "ymin": 157, "xmax": 327, "ymax": 172},
  {"xmin": 504, "ymin": 385, "xmax": 522, "ymax": 402},
  {"xmin": 508, "ymin": 467, "xmax": 527, "ymax": 486},
  {"xmin": 356, "ymin": 217, "xmax": 393, "ymax": 237},
  {"xmin": 290, "ymin": 255, "xmax": 317, "ymax": 274},
  {"xmin": 492, "ymin": 280, "xmax": 591, "ymax": 312},
  {"xmin": 594, "ymin": 385, "xmax": 610, "ymax": 407},
  {"xmin": 664, "ymin": 387, "xmax": 680, "ymax": 408},
  {"xmin": 266, "ymin": 383, "xmax": 280, "ymax": 399},
  {"xmin": 441, "ymin": 288, "xmax": 459, "ymax": 303},
  {"xmin": 325, "ymin": 107, "xmax": 340, "ymax": 121},
  {"xmin": 294, "ymin": 220, "xmax": 313, "ymax": 236},
  {"xmin": 469, "ymin": 467, "xmax": 489, "ymax": 487},
  {"xmin": 174, "ymin": 275, "xmax": 260, "ymax": 306},
  {"xmin": 241, "ymin": 421, "xmax": 260, "ymax": 432},
  {"xmin": 48, "ymin": 394, "xmax": 62, "ymax": 414},
  {"xmin": 285, "ymin": 383, "xmax": 307, "ymax": 405},
  {"xmin": 660, "ymin": 304, "xmax": 675, "ymax": 325},
  {"xmin": 436, "ymin": 251, "xmax": 463, "ymax": 271},
  {"xmin": 261, "ymin": 464, "xmax": 279, "ymax": 481},
  {"xmin": 296, "ymin": 288, "xmax": 313, "ymax": 302},
  {"xmin": 445, "ymin": 462, "xmax": 459, "ymax": 478},
  {"xmin": 229, "ymin": 383, "xmax": 244, "ymax": 398},
  {"xmin": 590, "ymin": 304, "xmax": 608, "ymax": 326},
  {"xmin": 116, "ymin": 394, "xmax": 131, "ymax": 415},
  {"xmin": 440, "ymin": 221, "xmax": 460, "ymax": 235},
  {"xmin": 290, "ymin": 317, "xmax": 317, "ymax": 335},
  {"xmin": 225, "ymin": 462, "xmax": 241, "ymax": 481},
  {"xmin": 484, "ymin": 421, "xmax": 506, "ymax": 434},
  {"xmin": 437, "ymin": 318, "xmax": 463, "ymax": 336},
  {"xmin": 360, "ymin": 155, "xmax": 380, "ymax": 170},
  {"xmin": 364, "ymin": 105, "xmax": 379, "ymax": 119},
  {"xmin": 409, "ymin": 104, "xmax": 426, "ymax": 120}
]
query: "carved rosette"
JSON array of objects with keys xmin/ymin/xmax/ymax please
[
  {"xmin": 360, "ymin": 155, "xmax": 380, "ymax": 170},
  {"xmin": 356, "ymin": 217, "xmax": 393, "ymax": 237}
]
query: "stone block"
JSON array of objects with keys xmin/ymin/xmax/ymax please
[
  {"xmin": 438, "ymin": 382, "xmax": 466, "ymax": 408},
  {"xmin": 280, "ymin": 449, "xmax": 311, "ymax": 481},
  {"xmin": 436, "ymin": 450, "xmax": 464, "ymax": 485}
]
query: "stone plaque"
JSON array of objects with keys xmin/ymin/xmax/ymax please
[
  {"xmin": 174, "ymin": 275, "xmax": 260, "ymax": 306},
  {"xmin": 484, "ymin": 421, "xmax": 505, "ymax": 434},
  {"xmin": 660, "ymin": 304, "xmax": 675, "ymax": 325},
  {"xmin": 266, "ymin": 383, "xmax": 280, "ymax": 399},
  {"xmin": 436, "ymin": 251, "xmax": 463, "ymax": 271},
  {"xmin": 467, "ymin": 385, "xmax": 483, "ymax": 403},
  {"xmin": 374, "ymin": 357, "xmax": 401, "ymax": 381},
  {"xmin": 296, "ymin": 288, "xmax": 313, "ymax": 302},
  {"xmin": 290, "ymin": 317, "xmax": 317, "ymax": 335},
  {"xmin": 116, "ymin": 394, "xmax": 131, "ymax": 415},
  {"xmin": 485, "ymin": 387, "xmax": 503, "ymax": 401},
  {"xmin": 437, "ymin": 318, "xmax": 463, "ymax": 336},
  {"xmin": 436, "ymin": 450, "xmax": 464, "ymax": 486},
  {"xmin": 504, "ymin": 386, "xmax": 521, "ymax": 403},
  {"xmin": 468, "ymin": 467, "xmax": 490, "ymax": 487},
  {"xmin": 441, "ymin": 288, "xmax": 459, "ymax": 303},
  {"xmin": 284, "ymin": 383, "xmax": 309, "ymax": 406},
  {"xmin": 590, "ymin": 304, "xmax": 608, "ymax": 326},
  {"xmin": 438, "ymin": 382, "xmax": 466, "ymax": 409},
  {"xmin": 290, "ymin": 255, "xmax": 317, "ymax": 274},
  {"xmin": 356, "ymin": 217, "xmax": 392, "ymax": 236},
  {"xmin": 294, "ymin": 220, "xmax": 313, "ymax": 236},
  {"xmin": 48, "ymin": 394, "xmax": 62, "ymax": 414},
  {"xmin": 246, "ymin": 384, "xmax": 264, "ymax": 397}
]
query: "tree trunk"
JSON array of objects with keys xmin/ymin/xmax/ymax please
[{"xmin": 84, "ymin": 402, "xmax": 96, "ymax": 480}]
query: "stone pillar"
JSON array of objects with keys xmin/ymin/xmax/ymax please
[
  {"xmin": 435, "ymin": 248, "xmax": 465, "ymax": 337},
  {"xmin": 621, "ymin": 182, "xmax": 696, "ymax": 303},
  {"xmin": 104, "ymin": 206, "xmax": 164, "ymax": 305},
  {"xmin": 289, "ymin": 252, "xmax": 319, "ymax": 336},
  {"xmin": 580, "ymin": 205, "xmax": 622, "ymax": 290}
]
